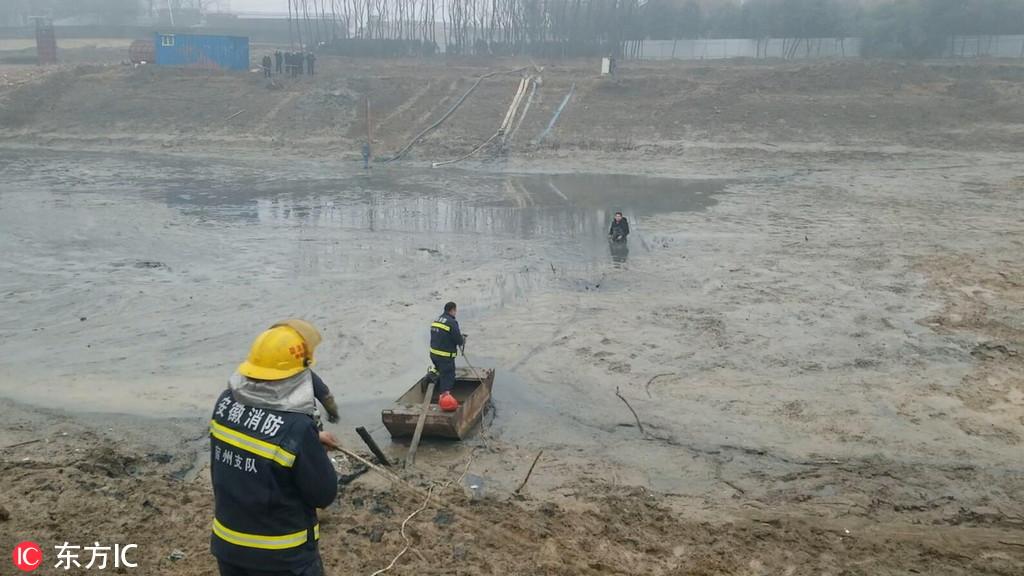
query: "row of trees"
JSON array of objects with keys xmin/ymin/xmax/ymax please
[
  {"xmin": 283, "ymin": 0, "xmax": 1024, "ymax": 58},
  {"xmin": 3, "ymin": 0, "xmax": 1022, "ymax": 58},
  {"xmin": 285, "ymin": 0, "xmax": 643, "ymax": 57}
]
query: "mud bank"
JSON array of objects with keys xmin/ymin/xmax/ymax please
[
  {"xmin": 3, "ymin": 402, "xmax": 1023, "ymax": 576},
  {"xmin": 3, "ymin": 58, "xmax": 1024, "ymax": 162}
]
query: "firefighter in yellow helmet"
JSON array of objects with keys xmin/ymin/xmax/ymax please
[
  {"xmin": 270, "ymin": 319, "xmax": 340, "ymax": 425},
  {"xmin": 209, "ymin": 324, "xmax": 339, "ymax": 576}
]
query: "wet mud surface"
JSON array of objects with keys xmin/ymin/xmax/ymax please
[
  {"xmin": 0, "ymin": 148, "xmax": 726, "ymax": 414},
  {"xmin": 2, "ymin": 144, "xmax": 1024, "ymax": 574}
]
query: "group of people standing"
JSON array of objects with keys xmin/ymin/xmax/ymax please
[{"xmin": 261, "ymin": 49, "xmax": 316, "ymax": 78}]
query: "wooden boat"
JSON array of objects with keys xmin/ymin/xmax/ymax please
[{"xmin": 381, "ymin": 367, "xmax": 495, "ymax": 440}]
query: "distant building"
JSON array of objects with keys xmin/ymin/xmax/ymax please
[{"xmin": 154, "ymin": 33, "xmax": 249, "ymax": 71}]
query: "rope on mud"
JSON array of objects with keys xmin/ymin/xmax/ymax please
[
  {"xmin": 385, "ymin": 66, "xmax": 537, "ymax": 162},
  {"xmin": 368, "ymin": 484, "xmax": 435, "ymax": 576},
  {"xmin": 342, "ymin": 443, "xmax": 542, "ymax": 559},
  {"xmin": 368, "ymin": 456, "xmax": 474, "ymax": 576}
]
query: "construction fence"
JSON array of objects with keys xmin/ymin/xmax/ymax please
[
  {"xmin": 634, "ymin": 38, "xmax": 862, "ymax": 60},
  {"xmin": 944, "ymin": 35, "xmax": 1024, "ymax": 58}
]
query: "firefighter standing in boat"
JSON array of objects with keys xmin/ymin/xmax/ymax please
[
  {"xmin": 429, "ymin": 301, "xmax": 466, "ymax": 411},
  {"xmin": 210, "ymin": 325, "xmax": 340, "ymax": 576}
]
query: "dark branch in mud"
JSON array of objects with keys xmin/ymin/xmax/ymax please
[
  {"xmin": 0, "ymin": 438, "xmax": 45, "ymax": 450},
  {"xmin": 644, "ymin": 372, "xmax": 676, "ymax": 399},
  {"xmin": 515, "ymin": 450, "xmax": 544, "ymax": 495},
  {"xmin": 715, "ymin": 458, "xmax": 747, "ymax": 496},
  {"xmin": 615, "ymin": 386, "xmax": 648, "ymax": 437},
  {"xmin": 721, "ymin": 479, "xmax": 747, "ymax": 496}
]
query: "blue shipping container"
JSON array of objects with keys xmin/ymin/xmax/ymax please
[{"xmin": 154, "ymin": 33, "xmax": 249, "ymax": 71}]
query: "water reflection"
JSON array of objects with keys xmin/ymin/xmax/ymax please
[
  {"xmin": 244, "ymin": 171, "xmax": 727, "ymax": 243},
  {"xmin": 0, "ymin": 148, "xmax": 730, "ymax": 263},
  {"xmin": 255, "ymin": 195, "xmax": 608, "ymax": 239},
  {"xmin": 609, "ymin": 239, "xmax": 630, "ymax": 264}
]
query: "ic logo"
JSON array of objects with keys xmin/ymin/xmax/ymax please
[{"xmin": 12, "ymin": 541, "xmax": 42, "ymax": 572}]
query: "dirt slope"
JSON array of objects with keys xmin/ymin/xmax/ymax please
[{"xmin": 2, "ymin": 58, "xmax": 1023, "ymax": 161}]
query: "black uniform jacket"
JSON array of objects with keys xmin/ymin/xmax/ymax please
[
  {"xmin": 609, "ymin": 217, "xmax": 630, "ymax": 240},
  {"xmin": 210, "ymin": 389, "xmax": 337, "ymax": 571},
  {"xmin": 429, "ymin": 312, "xmax": 464, "ymax": 358}
]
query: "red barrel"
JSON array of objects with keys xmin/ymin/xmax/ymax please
[{"xmin": 129, "ymin": 39, "xmax": 155, "ymax": 64}]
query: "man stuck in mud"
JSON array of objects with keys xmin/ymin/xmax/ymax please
[
  {"xmin": 608, "ymin": 212, "xmax": 630, "ymax": 243},
  {"xmin": 608, "ymin": 211, "xmax": 630, "ymax": 263},
  {"xmin": 209, "ymin": 324, "xmax": 340, "ymax": 576}
]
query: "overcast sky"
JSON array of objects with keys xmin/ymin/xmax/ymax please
[{"xmin": 225, "ymin": 0, "xmax": 288, "ymax": 12}]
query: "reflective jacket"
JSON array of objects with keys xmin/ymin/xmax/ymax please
[
  {"xmin": 210, "ymin": 389, "xmax": 337, "ymax": 571},
  {"xmin": 429, "ymin": 311, "xmax": 464, "ymax": 358}
]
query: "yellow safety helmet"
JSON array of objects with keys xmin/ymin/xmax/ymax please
[
  {"xmin": 270, "ymin": 318, "xmax": 322, "ymax": 353},
  {"xmin": 238, "ymin": 325, "xmax": 315, "ymax": 381}
]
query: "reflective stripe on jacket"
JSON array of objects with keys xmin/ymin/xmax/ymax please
[{"xmin": 429, "ymin": 312, "xmax": 463, "ymax": 358}]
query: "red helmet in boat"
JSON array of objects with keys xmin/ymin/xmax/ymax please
[{"xmin": 439, "ymin": 391, "xmax": 459, "ymax": 412}]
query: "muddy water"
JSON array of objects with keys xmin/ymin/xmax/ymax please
[{"xmin": 0, "ymin": 150, "xmax": 727, "ymax": 444}]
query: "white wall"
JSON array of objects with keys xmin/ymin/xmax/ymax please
[
  {"xmin": 636, "ymin": 38, "xmax": 862, "ymax": 60},
  {"xmin": 945, "ymin": 35, "xmax": 1024, "ymax": 58}
]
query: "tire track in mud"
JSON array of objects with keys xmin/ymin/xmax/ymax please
[
  {"xmin": 264, "ymin": 89, "xmax": 304, "ymax": 123},
  {"xmin": 508, "ymin": 297, "xmax": 586, "ymax": 372},
  {"xmin": 373, "ymin": 80, "xmax": 434, "ymax": 135},
  {"xmin": 407, "ymin": 79, "xmax": 462, "ymax": 140}
]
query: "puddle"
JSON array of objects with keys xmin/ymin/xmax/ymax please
[
  {"xmin": 159, "ymin": 166, "xmax": 726, "ymax": 265},
  {"xmin": 2, "ymin": 150, "xmax": 725, "ymax": 244},
  {"xmin": 463, "ymin": 474, "xmax": 488, "ymax": 498}
]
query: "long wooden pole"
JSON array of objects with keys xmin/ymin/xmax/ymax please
[
  {"xmin": 335, "ymin": 446, "xmax": 403, "ymax": 483},
  {"xmin": 404, "ymin": 381, "xmax": 434, "ymax": 468}
]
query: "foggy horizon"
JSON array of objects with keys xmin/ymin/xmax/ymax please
[{"xmin": 224, "ymin": 0, "xmax": 287, "ymax": 12}]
